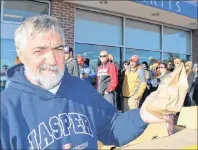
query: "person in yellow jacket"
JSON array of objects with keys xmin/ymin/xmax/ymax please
[{"xmin": 122, "ymin": 55, "xmax": 147, "ymax": 111}]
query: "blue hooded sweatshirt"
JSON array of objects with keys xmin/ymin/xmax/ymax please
[{"xmin": 1, "ymin": 64, "xmax": 148, "ymax": 150}]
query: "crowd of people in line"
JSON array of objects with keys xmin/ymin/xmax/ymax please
[
  {"xmin": 1, "ymin": 46, "xmax": 198, "ymax": 110},
  {"xmin": 57, "ymin": 46, "xmax": 198, "ymax": 111}
]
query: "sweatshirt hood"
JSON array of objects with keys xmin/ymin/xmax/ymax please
[{"xmin": 6, "ymin": 64, "xmax": 69, "ymax": 100}]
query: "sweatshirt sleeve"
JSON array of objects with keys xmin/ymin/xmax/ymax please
[
  {"xmin": 106, "ymin": 64, "xmax": 118, "ymax": 92},
  {"xmin": 92, "ymin": 89, "xmax": 148, "ymax": 146},
  {"xmin": 73, "ymin": 60, "xmax": 80, "ymax": 77}
]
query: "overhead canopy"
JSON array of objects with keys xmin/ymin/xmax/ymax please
[{"xmin": 70, "ymin": 0, "xmax": 197, "ymax": 30}]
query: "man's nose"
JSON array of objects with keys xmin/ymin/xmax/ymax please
[{"xmin": 44, "ymin": 49, "xmax": 57, "ymax": 65}]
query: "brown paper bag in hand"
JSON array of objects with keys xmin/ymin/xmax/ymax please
[{"xmin": 144, "ymin": 63, "xmax": 188, "ymax": 118}]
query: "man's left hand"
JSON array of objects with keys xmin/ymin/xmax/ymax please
[
  {"xmin": 140, "ymin": 99, "xmax": 171, "ymax": 124},
  {"xmin": 133, "ymin": 95, "xmax": 140, "ymax": 100}
]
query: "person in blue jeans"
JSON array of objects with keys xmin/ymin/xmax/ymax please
[{"xmin": 77, "ymin": 55, "xmax": 96, "ymax": 84}]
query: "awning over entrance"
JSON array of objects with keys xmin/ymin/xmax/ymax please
[{"xmin": 70, "ymin": 0, "xmax": 197, "ymax": 29}]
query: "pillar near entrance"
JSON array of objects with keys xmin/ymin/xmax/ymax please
[{"xmin": 51, "ymin": 0, "xmax": 76, "ymax": 48}]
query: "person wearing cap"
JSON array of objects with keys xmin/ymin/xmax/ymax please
[
  {"xmin": 64, "ymin": 46, "xmax": 80, "ymax": 77},
  {"xmin": 97, "ymin": 51, "xmax": 118, "ymax": 105},
  {"xmin": 77, "ymin": 55, "xmax": 96, "ymax": 84},
  {"xmin": 122, "ymin": 55, "xmax": 147, "ymax": 111}
]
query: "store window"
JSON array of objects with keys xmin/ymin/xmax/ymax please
[
  {"xmin": 1, "ymin": 39, "xmax": 17, "ymax": 68},
  {"xmin": 75, "ymin": 9, "xmax": 122, "ymax": 45},
  {"xmin": 75, "ymin": 43, "xmax": 121, "ymax": 70},
  {"xmin": 125, "ymin": 19, "xmax": 161, "ymax": 50},
  {"xmin": 125, "ymin": 48, "xmax": 161, "ymax": 64},
  {"xmin": 162, "ymin": 52, "xmax": 190, "ymax": 63},
  {"xmin": 0, "ymin": 40, "xmax": 17, "ymax": 91},
  {"xmin": 163, "ymin": 27, "xmax": 191, "ymax": 54},
  {"xmin": 2, "ymin": 0, "xmax": 50, "ymax": 23}
]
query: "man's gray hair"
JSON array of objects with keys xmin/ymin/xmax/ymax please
[{"xmin": 14, "ymin": 15, "xmax": 65, "ymax": 52}]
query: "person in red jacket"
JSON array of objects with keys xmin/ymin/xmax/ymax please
[{"xmin": 97, "ymin": 50, "xmax": 118, "ymax": 105}]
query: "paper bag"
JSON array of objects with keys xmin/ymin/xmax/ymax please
[{"xmin": 144, "ymin": 63, "xmax": 188, "ymax": 118}]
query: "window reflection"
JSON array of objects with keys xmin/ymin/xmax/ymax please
[
  {"xmin": 162, "ymin": 53, "xmax": 190, "ymax": 63},
  {"xmin": 125, "ymin": 48, "xmax": 161, "ymax": 64},
  {"xmin": 125, "ymin": 19, "xmax": 161, "ymax": 50},
  {"xmin": 75, "ymin": 43, "xmax": 121, "ymax": 71},
  {"xmin": 3, "ymin": 0, "xmax": 49, "ymax": 22},
  {"xmin": 163, "ymin": 27, "xmax": 191, "ymax": 54},
  {"xmin": 1, "ymin": 39, "xmax": 17, "ymax": 67},
  {"xmin": 1, "ymin": 39, "xmax": 17, "ymax": 91},
  {"xmin": 1, "ymin": 51, "xmax": 17, "ymax": 69},
  {"xmin": 75, "ymin": 9, "xmax": 122, "ymax": 45}
]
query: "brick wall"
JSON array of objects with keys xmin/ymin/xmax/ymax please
[
  {"xmin": 192, "ymin": 29, "xmax": 198, "ymax": 64},
  {"xmin": 51, "ymin": 0, "xmax": 76, "ymax": 47}
]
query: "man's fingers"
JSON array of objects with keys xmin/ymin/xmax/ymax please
[{"xmin": 162, "ymin": 115, "xmax": 172, "ymax": 122}]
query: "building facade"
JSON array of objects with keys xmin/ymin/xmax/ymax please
[{"xmin": 1, "ymin": 0, "xmax": 198, "ymax": 71}]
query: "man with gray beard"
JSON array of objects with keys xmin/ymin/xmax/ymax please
[{"xmin": 1, "ymin": 15, "xmax": 171, "ymax": 150}]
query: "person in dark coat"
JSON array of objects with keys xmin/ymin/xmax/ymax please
[
  {"xmin": 139, "ymin": 61, "xmax": 152, "ymax": 108},
  {"xmin": 193, "ymin": 76, "xmax": 198, "ymax": 105},
  {"xmin": 84, "ymin": 58, "xmax": 90, "ymax": 66},
  {"xmin": 118, "ymin": 60, "xmax": 130, "ymax": 111},
  {"xmin": 184, "ymin": 61, "xmax": 195, "ymax": 106},
  {"xmin": 192, "ymin": 64, "xmax": 198, "ymax": 105}
]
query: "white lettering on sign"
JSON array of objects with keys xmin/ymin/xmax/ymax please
[
  {"xmin": 139, "ymin": 0, "xmax": 181, "ymax": 12},
  {"xmin": 151, "ymin": 0, "xmax": 157, "ymax": 6},
  {"xmin": 176, "ymin": 1, "xmax": 181, "ymax": 12}
]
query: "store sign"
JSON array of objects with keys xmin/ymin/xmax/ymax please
[
  {"xmin": 133, "ymin": 0, "xmax": 197, "ymax": 19},
  {"xmin": 138, "ymin": 0, "xmax": 181, "ymax": 12}
]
